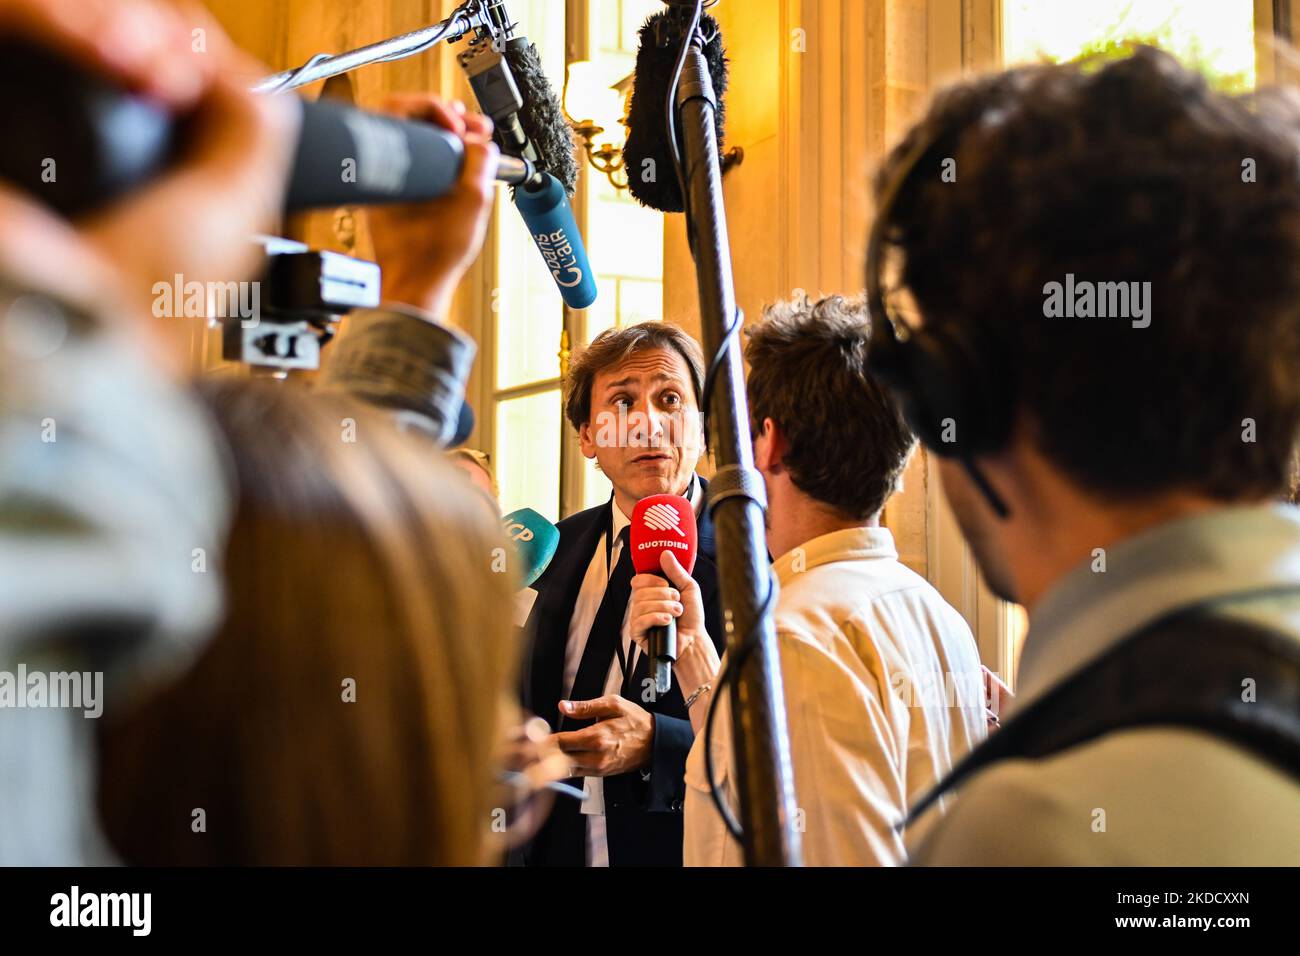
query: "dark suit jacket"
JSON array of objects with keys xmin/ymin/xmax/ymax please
[{"xmin": 519, "ymin": 478, "xmax": 723, "ymax": 866}]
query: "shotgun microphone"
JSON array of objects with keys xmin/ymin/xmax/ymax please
[
  {"xmin": 630, "ymin": 494, "xmax": 698, "ymax": 695},
  {"xmin": 0, "ymin": 41, "xmax": 536, "ymax": 217},
  {"xmin": 458, "ymin": 22, "xmax": 597, "ymax": 309}
]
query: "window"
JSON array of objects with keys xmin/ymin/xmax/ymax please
[
  {"xmin": 487, "ymin": 0, "xmax": 568, "ymax": 521},
  {"xmin": 578, "ymin": 0, "xmax": 666, "ymax": 512},
  {"xmin": 1003, "ymin": 0, "xmax": 1256, "ymax": 91},
  {"xmin": 487, "ymin": 0, "xmax": 666, "ymax": 521}
]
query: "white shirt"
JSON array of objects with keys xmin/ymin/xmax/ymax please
[
  {"xmin": 684, "ymin": 526, "xmax": 987, "ymax": 866},
  {"xmin": 562, "ymin": 477, "xmax": 702, "ymax": 867}
]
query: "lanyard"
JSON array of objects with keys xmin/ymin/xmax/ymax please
[{"xmin": 606, "ymin": 503, "xmax": 638, "ymax": 699}]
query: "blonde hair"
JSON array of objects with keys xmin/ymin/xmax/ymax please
[{"xmin": 98, "ymin": 379, "xmax": 516, "ymax": 865}]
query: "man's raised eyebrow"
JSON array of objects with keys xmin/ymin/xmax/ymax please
[{"xmin": 603, "ymin": 372, "xmax": 682, "ymax": 391}]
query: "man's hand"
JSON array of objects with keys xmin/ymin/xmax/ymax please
[
  {"xmin": 629, "ymin": 550, "xmax": 707, "ymax": 658},
  {"xmin": 368, "ymin": 95, "xmax": 498, "ymax": 318},
  {"xmin": 551, "ymin": 695, "xmax": 655, "ymax": 777},
  {"xmin": 629, "ymin": 550, "xmax": 719, "ymax": 714}
]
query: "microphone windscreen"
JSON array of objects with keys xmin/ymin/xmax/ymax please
[
  {"xmin": 623, "ymin": 10, "xmax": 728, "ymax": 213},
  {"xmin": 502, "ymin": 508, "xmax": 561, "ymax": 589},
  {"xmin": 513, "ymin": 173, "xmax": 598, "ymax": 309},
  {"xmin": 503, "ymin": 38, "xmax": 579, "ymax": 196},
  {"xmin": 630, "ymin": 494, "xmax": 698, "ymax": 575}
]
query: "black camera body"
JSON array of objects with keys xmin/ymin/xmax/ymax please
[{"xmin": 221, "ymin": 237, "xmax": 381, "ymax": 372}]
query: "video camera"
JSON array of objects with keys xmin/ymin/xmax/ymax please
[{"xmin": 221, "ymin": 237, "xmax": 381, "ymax": 373}]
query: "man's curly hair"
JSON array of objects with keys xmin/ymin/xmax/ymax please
[
  {"xmin": 873, "ymin": 46, "xmax": 1300, "ymax": 501},
  {"xmin": 745, "ymin": 294, "xmax": 915, "ymax": 521}
]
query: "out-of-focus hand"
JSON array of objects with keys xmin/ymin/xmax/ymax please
[
  {"xmin": 0, "ymin": 0, "xmax": 212, "ymax": 104},
  {"xmin": 77, "ymin": 4, "xmax": 299, "ymax": 316},
  {"xmin": 367, "ymin": 95, "xmax": 498, "ymax": 318},
  {"xmin": 491, "ymin": 710, "xmax": 571, "ymax": 855},
  {"xmin": 0, "ymin": 0, "xmax": 215, "ymax": 325},
  {"xmin": 0, "ymin": 0, "xmax": 298, "ymax": 371}
]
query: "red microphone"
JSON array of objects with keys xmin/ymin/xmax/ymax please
[{"xmin": 630, "ymin": 494, "xmax": 698, "ymax": 695}]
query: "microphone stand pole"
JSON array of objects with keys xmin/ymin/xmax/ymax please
[
  {"xmin": 254, "ymin": 4, "xmax": 486, "ymax": 94},
  {"xmin": 675, "ymin": 34, "xmax": 802, "ymax": 867}
]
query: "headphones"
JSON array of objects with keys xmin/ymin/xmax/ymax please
[{"xmin": 865, "ymin": 129, "xmax": 1012, "ymax": 518}]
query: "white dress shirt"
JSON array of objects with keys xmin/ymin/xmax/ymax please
[
  {"xmin": 684, "ymin": 526, "xmax": 987, "ymax": 866},
  {"xmin": 562, "ymin": 477, "xmax": 702, "ymax": 867}
]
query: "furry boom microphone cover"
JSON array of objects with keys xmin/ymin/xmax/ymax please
[
  {"xmin": 503, "ymin": 38, "xmax": 580, "ymax": 196},
  {"xmin": 624, "ymin": 10, "xmax": 729, "ymax": 213}
]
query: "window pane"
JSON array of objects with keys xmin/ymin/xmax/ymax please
[
  {"xmin": 495, "ymin": 390, "xmax": 562, "ymax": 522},
  {"xmin": 590, "ymin": 0, "xmax": 661, "ymax": 57},
  {"xmin": 575, "ymin": 0, "xmax": 669, "ymax": 516},
  {"xmin": 620, "ymin": 0, "xmax": 663, "ymax": 53},
  {"xmin": 618, "ymin": 278, "xmax": 663, "ymax": 326},
  {"xmin": 586, "ymin": 281, "xmax": 620, "ymax": 342},
  {"xmin": 589, "ymin": 190, "xmax": 664, "ymax": 279},
  {"xmin": 517, "ymin": 0, "xmax": 566, "ymax": 78},
  {"xmin": 1002, "ymin": 0, "xmax": 1255, "ymax": 91},
  {"xmin": 494, "ymin": 228, "xmax": 565, "ymax": 389}
]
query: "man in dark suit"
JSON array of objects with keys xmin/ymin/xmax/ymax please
[{"xmin": 520, "ymin": 321, "xmax": 724, "ymax": 866}]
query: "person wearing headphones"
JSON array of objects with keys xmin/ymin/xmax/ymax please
[{"xmin": 868, "ymin": 48, "xmax": 1300, "ymax": 865}]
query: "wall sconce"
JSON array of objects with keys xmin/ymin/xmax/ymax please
[
  {"xmin": 563, "ymin": 60, "xmax": 630, "ymax": 191},
  {"xmin": 562, "ymin": 60, "xmax": 743, "ymax": 194}
]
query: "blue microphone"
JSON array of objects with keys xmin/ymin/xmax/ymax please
[
  {"xmin": 513, "ymin": 174, "xmax": 598, "ymax": 311},
  {"xmin": 501, "ymin": 507, "xmax": 561, "ymax": 589}
]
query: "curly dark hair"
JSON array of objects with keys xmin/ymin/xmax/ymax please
[
  {"xmin": 873, "ymin": 46, "xmax": 1300, "ymax": 501},
  {"xmin": 745, "ymin": 294, "xmax": 915, "ymax": 521}
]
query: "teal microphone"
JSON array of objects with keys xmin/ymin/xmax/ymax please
[
  {"xmin": 512, "ymin": 173, "xmax": 598, "ymax": 310},
  {"xmin": 502, "ymin": 508, "xmax": 560, "ymax": 589}
]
